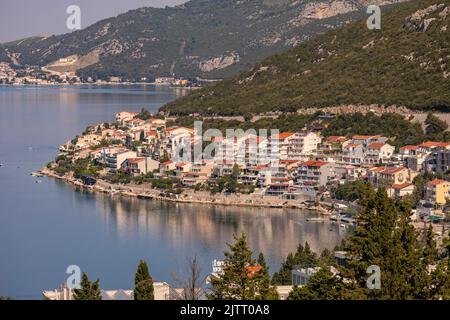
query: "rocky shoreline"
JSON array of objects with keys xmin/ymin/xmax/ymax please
[{"xmin": 39, "ymin": 167, "xmax": 332, "ymax": 213}]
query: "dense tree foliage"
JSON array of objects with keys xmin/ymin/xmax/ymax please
[
  {"xmin": 425, "ymin": 113, "xmax": 450, "ymax": 141},
  {"xmin": 284, "ymin": 186, "xmax": 449, "ymax": 300},
  {"xmin": 323, "ymin": 112, "xmax": 427, "ymax": 149},
  {"xmin": 134, "ymin": 260, "xmax": 154, "ymax": 300},
  {"xmin": 272, "ymin": 242, "xmax": 318, "ymax": 285},
  {"xmin": 208, "ymin": 233, "xmax": 278, "ymax": 300},
  {"xmin": 73, "ymin": 272, "xmax": 102, "ymax": 300},
  {"xmin": 332, "ymin": 180, "xmax": 371, "ymax": 202},
  {"xmin": 163, "ymin": 0, "xmax": 450, "ymax": 115}
]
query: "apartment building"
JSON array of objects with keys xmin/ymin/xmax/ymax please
[
  {"xmin": 121, "ymin": 157, "xmax": 160, "ymax": 175},
  {"xmin": 286, "ymin": 131, "xmax": 322, "ymax": 160},
  {"xmin": 296, "ymin": 160, "xmax": 334, "ymax": 187},
  {"xmin": 364, "ymin": 142, "xmax": 395, "ymax": 165},
  {"xmin": 351, "ymin": 135, "xmax": 388, "ymax": 147},
  {"xmin": 424, "ymin": 179, "xmax": 450, "ymax": 205},
  {"xmin": 367, "ymin": 166, "xmax": 417, "ymax": 197},
  {"xmin": 342, "ymin": 143, "xmax": 364, "ymax": 165}
]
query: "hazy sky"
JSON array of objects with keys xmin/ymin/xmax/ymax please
[{"xmin": 0, "ymin": 0, "xmax": 186, "ymax": 43}]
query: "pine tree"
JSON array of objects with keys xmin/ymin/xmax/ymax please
[
  {"xmin": 208, "ymin": 233, "xmax": 262, "ymax": 300},
  {"xmin": 287, "ymin": 266, "xmax": 365, "ymax": 300},
  {"xmin": 319, "ymin": 248, "xmax": 335, "ymax": 265},
  {"xmin": 134, "ymin": 260, "xmax": 154, "ymax": 300},
  {"xmin": 256, "ymin": 253, "xmax": 279, "ymax": 300},
  {"xmin": 73, "ymin": 272, "xmax": 102, "ymax": 300},
  {"xmin": 271, "ymin": 253, "xmax": 296, "ymax": 285},
  {"xmin": 423, "ymin": 224, "xmax": 438, "ymax": 265},
  {"xmin": 272, "ymin": 243, "xmax": 318, "ymax": 285},
  {"xmin": 346, "ymin": 188, "xmax": 433, "ymax": 299}
]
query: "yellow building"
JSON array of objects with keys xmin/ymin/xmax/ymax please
[{"xmin": 425, "ymin": 179, "xmax": 450, "ymax": 205}]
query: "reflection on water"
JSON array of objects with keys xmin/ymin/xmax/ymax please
[{"xmin": 89, "ymin": 190, "xmax": 346, "ymax": 270}]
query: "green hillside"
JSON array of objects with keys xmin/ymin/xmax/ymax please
[{"xmin": 162, "ymin": 0, "xmax": 450, "ymax": 115}]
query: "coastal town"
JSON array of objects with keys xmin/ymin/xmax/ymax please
[
  {"xmin": 42, "ymin": 109, "xmax": 450, "ymax": 230},
  {"xmin": 0, "ymin": 62, "xmax": 196, "ymax": 86}
]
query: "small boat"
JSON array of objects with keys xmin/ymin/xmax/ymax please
[
  {"xmin": 35, "ymin": 180, "xmax": 42, "ymax": 184},
  {"xmin": 31, "ymin": 172, "xmax": 43, "ymax": 177},
  {"xmin": 340, "ymin": 223, "xmax": 346, "ymax": 229},
  {"xmin": 0, "ymin": 163, "xmax": 4, "ymax": 167}
]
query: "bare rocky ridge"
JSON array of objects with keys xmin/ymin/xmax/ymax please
[{"xmin": 0, "ymin": 0, "xmax": 410, "ymax": 80}]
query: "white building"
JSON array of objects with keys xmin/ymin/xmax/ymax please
[{"xmin": 43, "ymin": 282, "xmax": 173, "ymax": 300}]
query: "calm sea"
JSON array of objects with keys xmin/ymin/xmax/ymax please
[{"xmin": 0, "ymin": 85, "xmax": 346, "ymax": 299}]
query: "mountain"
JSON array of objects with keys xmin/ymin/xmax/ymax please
[
  {"xmin": 0, "ymin": 0, "xmax": 408, "ymax": 80},
  {"xmin": 161, "ymin": 0, "xmax": 450, "ymax": 115}
]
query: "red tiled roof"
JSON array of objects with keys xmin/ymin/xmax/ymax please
[
  {"xmin": 175, "ymin": 162, "xmax": 190, "ymax": 168},
  {"xmin": 299, "ymin": 160, "xmax": 329, "ymax": 167},
  {"xmin": 352, "ymin": 135, "xmax": 377, "ymax": 140},
  {"xmin": 327, "ymin": 136, "xmax": 348, "ymax": 143},
  {"xmin": 274, "ymin": 132, "xmax": 295, "ymax": 140},
  {"xmin": 369, "ymin": 166, "xmax": 406, "ymax": 175},
  {"xmin": 419, "ymin": 141, "xmax": 450, "ymax": 148},
  {"xmin": 392, "ymin": 182, "xmax": 413, "ymax": 190},
  {"xmin": 427, "ymin": 179, "xmax": 448, "ymax": 186},
  {"xmin": 164, "ymin": 126, "xmax": 179, "ymax": 132},
  {"xmin": 368, "ymin": 142, "xmax": 385, "ymax": 149},
  {"xmin": 382, "ymin": 166, "xmax": 406, "ymax": 175},
  {"xmin": 345, "ymin": 143, "xmax": 362, "ymax": 148},
  {"xmin": 126, "ymin": 158, "xmax": 145, "ymax": 164},
  {"xmin": 246, "ymin": 265, "xmax": 263, "ymax": 273},
  {"xmin": 161, "ymin": 161, "xmax": 173, "ymax": 165},
  {"xmin": 279, "ymin": 160, "xmax": 299, "ymax": 165},
  {"xmin": 400, "ymin": 145, "xmax": 418, "ymax": 151}
]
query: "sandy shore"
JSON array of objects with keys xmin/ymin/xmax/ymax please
[{"xmin": 40, "ymin": 167, "xmax": 331, "ymax": 213}]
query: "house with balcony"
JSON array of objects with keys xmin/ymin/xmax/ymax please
[
  {"xmin": 266, "ymin": 180, "xmax": 293, "ymax": 196},
  {"xmin": 367, "ymin": 166, "xmax": 417, "ymax": 197},
  {"xmin": 182, "ymin": 161, "xmax": 214, "ymax": 187},
  {"xmin": 364, "ymin": 142, "xmax": 395, "ymax": 165},
  {"xmin": 286, "ymin": 131, "xmax": 322, "ymax": 161},
  {"xmin": 342, "ymin": 143, "xmax": 364, "ymax": 166},
  {"xmin": 423, "ymin": 148, "xmax": 450, "ymax": 175},
  {"xmin": 268, "ymin": 132, "xmax": 296, "ymax": 161},
  {"xmin": 424, "ymin": 179, "xmax": 450, "ymax": 205},
  {"xmin": 99, "ymin": 149, "xmax": 137, "ymax": 172},
  {"xmin": 400, "ymin": 141, "xmax": 450, "ymax": 172},
  {"xmin": 121, "ymin": 157, "xmax": 160, "ymax": 175},
  {"xmin": 174, "ymin": 162, "xmax": 193, "ymax": 178},
  {"xmin": 296, "ymin": 160, "xmax": 334, "ymax": 188},
  {"xmin": 351, "ymin": 135, "xmax": 388, "ymax": 147},
  {"xmin": 391, "ymin": 182, "xmax": 415, "ymax": 198},
  {"xmin": 318, "ymin": 136, "xmax": 350, "ymax": 158},
  {"xmin": 160, "ymin": 160, "xmax": 176, "ymax": 175}
]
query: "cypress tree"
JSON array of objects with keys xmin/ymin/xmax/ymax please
[
  {"xmin": 73, "ymin": 272, "xmax": 102, "ymax": 300},
  {"xmin": 423, "ymin": 224, "xmax": 438, "ymax": 265},
  {"xmin": 134, "ymin": 260, "xmax": 154, "ymax": 300}
]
